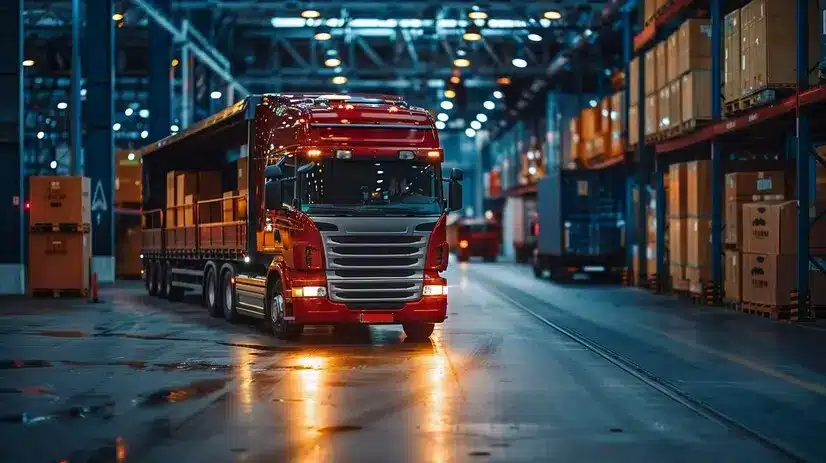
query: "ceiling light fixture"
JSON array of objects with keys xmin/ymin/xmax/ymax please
[
  {"xmin": 444, "ymin": 89, "xmax": 456, "ymax": 99},
  {"xmin": 435, "ymin": 121, "xmax": 446, "ymax": 130},
  {"xmin": 468, "ymin": 11, "xmax": 488, "ymax": 20},
  {"xmin": 437, "ymin": 113, "xmax": 449, "ymax": 122},
  {"xmin": 440, "ymin": 101, "xmax": 454, "ymax": 110},
  {"xmin": 493, "ymin": 91, "xmax": 503, "ymax": 99},
  {"xmin": 465, "ymin": 128, "xmax": 477, "ymax": 137},
  {"xmin": 325, "ymin": 57, "xmax": 342, "ymax": 67},
  {"xmin": 496, "ymin": 77, "xmax": 511, "ymax": 85},
  {"xmin": 453, "ymin": 58, "xmax": 471, "ymax": 68},
  {"xmin": 22, "ymin": 59, "xmax": 35, "ymax": 67},
  {"xmin": 210, "ymin": 90, "xmax": 223, "ymax": 99},
  {"xmin": 484, "ymin": 100, "xmax": 496, "ymax": 110},
  {"xmin": 111, "ymin": 13, "xmax": 124, "ymax": 21},
  {"xmin": 301, "ymin": 9, "xmax": 321, "ymax": 19},
  {"xmin": 450, "ymin": 76, "xmax": 461, "ymax": 84},
  {"xmin": 463, "ymin": 25, "xmax": 483, "ymax": 41},
  {"xmin": 544, "ymin": 10, "xmax": 562, "ymax": 20},
  {"xmin": 527, "ymin": 33, "xmax": 542, "ymax": 42},
  {"xmin": 314, "ymin": 28, "xmax": 332, "ymax": 40},
  {"xmin": 476, "ymin": 113, "xmax": 488, "ymax": 122},
  {"xmin": 470, "ymin": 120, "xmax": 482, "ymax": 130},
  {"xmin": 512, "ymin": 57, "xmax": 528, "ymax": 68},
  {"xmin": 332, "ymin": 75, "xmax": 348, "ymax": 85}
]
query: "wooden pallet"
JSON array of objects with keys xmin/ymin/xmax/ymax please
[
  {"xmin": 739, "ymin": 301, "xmax": 826, "ymax": 320},
  {"xmin": 31, "ymin": 288, "xmax": 90, "ymax": 298},
  {"xmin": 724, "ymin": 85, "xmax": 796, "ymax": 115}
]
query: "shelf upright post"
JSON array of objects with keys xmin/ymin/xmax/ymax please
[
  {"xmin": 796, "ymin": 0, "xmax": 814, "ymax": 320},
  {"xmin": 655, "ymin": 159, "xmax": 666, "ymax": 290},
  {"xmin": 635, "ymin": 49, "xmax": 648, "ymax": 286},
  {"xmin": 622, "ymin": 9, "xmax": 635, "ymax": 273},
  {"xmin": 710, "ymin": 0, "xmax": 724, "ymax": 299}
]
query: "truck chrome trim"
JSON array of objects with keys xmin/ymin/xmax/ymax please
[{"xmin": 314, "ymin": 216, "xmax": 433, "ymax": 305}]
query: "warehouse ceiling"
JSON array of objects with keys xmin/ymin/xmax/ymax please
[{"xmin": 22, "ymin": 0, "xmax": 625, "ymax": 157}]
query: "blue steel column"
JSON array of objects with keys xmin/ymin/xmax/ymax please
[
  {"xmin": 655, "ymin": 165, "xmax": 666, "ymax": 288},
  {"xmin": 85, "ymin": 0, "xmax": 116, "ymax": 282},
  {"xmin": 796, "ymin": 0, "xmax": 813, "ymax": 320},
  {"xmin": 148, "ymin": 0, "xmax": 172, "ymax": 141},
  {"xmin": 70, "ymin": 0, "xmax": 83, "ymax": 175},
  {"xmin": 622, "ymin": 10, "xmax": 635, "ymax": 272},
  {"xmin": 710, "ymin": 0, "xmax": 724, "ymax": 297},
  {"xmin": 636, "ymin": 46, "xmax": 647, "ymax": 285},
  {"xmin": 0, "ymin": 0, "xmax": 25, "ymax": 294}
]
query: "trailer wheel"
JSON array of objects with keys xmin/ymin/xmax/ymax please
[
  {"xmin": 157, "ymin": 261, "xmax": 169, "ymax": 298},
  {"xmin": 221, "ymin": 268, "xmax": 239, "ymax": 324},
  {"xmin": 144, "ymin": 261, "xmax": 154, "ymax": 295},
  {"xmin": 402, "ymin": 323, "xmax": 434, "ymax": 341},
  {"xmin": 166, "ymin": 262, "xmax": 184, "ymax": 301},
  {"xmin": 151, "ymin": 261, "xmax": 163, "ymax": 296},
  {"xmin": 266, "ymin": 280, "xmax": 303, "ymax": 340},
  {"xmin": 204, "ymin": 268, "xmax": 221, "ymax": 317}
]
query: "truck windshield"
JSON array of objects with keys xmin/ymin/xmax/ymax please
[{"xmin": 297, "ymin": 158, "xmax": 443, "ymax": 216}]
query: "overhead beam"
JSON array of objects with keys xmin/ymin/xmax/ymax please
[
  {"xmin": 355, "ymin": 36, "xmax": 386, "ymax": 68},
  {"xmin": 277, "ymin": 37, "xmax": 310, "ymax": 68}
]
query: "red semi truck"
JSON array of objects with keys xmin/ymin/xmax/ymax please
[{"xmin": 139, "ymin": 94, "xmax": 463, "ymax": 340}]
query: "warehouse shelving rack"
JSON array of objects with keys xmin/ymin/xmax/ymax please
[{"xmin": 625, "ymin": 0, "xmax": 826, "ymax": 319}]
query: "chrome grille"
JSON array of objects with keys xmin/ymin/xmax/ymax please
[{"xmin": 317, "ymin": 217, "xmax": 433, "ymax": 306}]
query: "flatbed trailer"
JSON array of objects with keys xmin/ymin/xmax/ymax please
[
  {"xmin": 531, "ymin": 164, "xmax": 627, "ymax": 281},
  {"xmin": 139, "ymin": 94, "xmax": 463, "ymax": 340}
]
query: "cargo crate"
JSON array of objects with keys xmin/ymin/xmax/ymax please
[
  {"xmin": 29, "ymin": 176, "xmax": 91, "ymax": 226},
  {"xmin": 29, "ymin": 232, "xmax": 90, "ymax": 296}
]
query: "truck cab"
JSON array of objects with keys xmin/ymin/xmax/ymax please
[
  {"xmin": 139, "ymin": 94, "xmax": 462, "ymax": 340},
  {"xmin": 448, "ymin": 217, "xmax": 501, "ymax": 262}
]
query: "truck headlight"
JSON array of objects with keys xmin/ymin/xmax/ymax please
[
  {"xmin": 293, "ymin": 286, "xmax": 327, "ymax": 298},
  {"xmin": 423, "ymin": 285, "xmax": 448, "ymax": 296}
]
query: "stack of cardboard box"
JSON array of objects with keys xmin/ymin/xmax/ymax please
[
  {"xmin": 685, "ymin": 161, "xmax": 712, "ymax": 294},
  {"xmin": 580, "ymin": 108, "xmax": 600, "ymax": 162},
  {"xmin": 629, "ymin": 57, "xmax": 639, "ymax": 147},
  {"xmin": 723, "ymin": 171, "xmax": 785, "ymax": 302},
  {"xmin": 609, "ymin": 91, "xmax": 626, "ymax": 158},
  {"xmin": 668, "ymin": 163, "xmax": 688, "ymax": 290},
  {"xmin": 645, "ymin": 195, "xmax": 658, "ymax": 279}
]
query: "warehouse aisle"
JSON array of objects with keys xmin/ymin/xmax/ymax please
[{"xmin": 0, "ymin": 263, "xmax": 823, "ymax": 461}]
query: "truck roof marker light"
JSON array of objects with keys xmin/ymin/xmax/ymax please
[
  {"xmin": 398, "ymin": 150, "xmax": 416, "ymax": 160},
  {"xmin": 307, "ymin": 149, "xmax": 322, "ymax": 157},
  {"xmin": 335, "ymin": 149, "xmax": 352, "ymax": 159}
]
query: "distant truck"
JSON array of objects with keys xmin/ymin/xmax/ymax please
[
  {"xmin": 531, "ymin": 165, "xmax": 626, "ymax": 280},
  {"xmin": 503, "ymin": 196, "xmax": 537, "ymax": 263},
  {"xmin": 447, "ymin": 217, "xmax": 501, "ymax": 262},
  {"xmin": 139, "ymin": 94, "xmax": 463, "ymax": 340}
]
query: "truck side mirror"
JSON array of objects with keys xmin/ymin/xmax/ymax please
[
  {"xmin": 264, "ymin": 180, "xmax": 283, "ymax": 210},
  {"xmin": 450, "ymin": 168, "xmax": 464, "ymax": 182},
  {"xmin": 448, "ymin": 181, "xmax": 463, "ymax": 212},
  {"xmin": 265, "ymin": 164, "xmax": 284, "ymax": 180}
]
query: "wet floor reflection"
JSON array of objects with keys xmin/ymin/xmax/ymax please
[{"xmin": 296, "ymin": 355, "xmax": 325, "ymax": 462}]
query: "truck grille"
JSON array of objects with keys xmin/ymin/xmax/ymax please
[{"xmin": 321, "ymin": 227, "xmax": 431, "ymax": 306}]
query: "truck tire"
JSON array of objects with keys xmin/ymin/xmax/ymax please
[
  {"xmin": 157, "ymin": 261, "xmax": 169, "ymax": 298},
  {"xmin": 166, "ymin": 262, "xmax": 184, "ymax": 301},
  {"xmin": 402, "ymin": 323, "xmax": 434, "ymax": 341},
  {"xmin": 221, "ymin": 268, "xmax": 239, "ymax": 324},
  {"xmin": 151, "ymin": 261, "xmax": 163, "ymax": 296},
  {"xmin": 204, "ymin": 268, "xmax": 221, "ymax": 318},
  {"xmin": 144, "ymin": 261, "xmax": 154, "ymax": 295},
  {"xmin": 267, "ymin": 280, "xmax": 303, "ymax": 340}
]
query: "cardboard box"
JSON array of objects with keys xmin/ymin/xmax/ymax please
[
  {"xmin": 222, "ymin": 191, "xmax": 236, "ymax": 222},
  {"xmin": 668, "ymin": 79, "xmax": 681, "ymax": 131},
  {"xmin": 686, "ymin": 160, "xmax": 711, "ymax": 217},
  {"xmin": 629, "ymin": 57, "xmax": 640, "ymax": 106},
  {"xmin": 28, "ymin": 232, "xmax": 91, "ymax": 293},
  {"xmin": 655, "ymin": 42, "xmax": 668, "ymax": 90},
  {"xmin": 645, "ymin": 0, "xmax": 657, "ymax": 23},
  {"xmin": 644, "ymin": 93, "xmax": 658, "ymax": 136},
  {"xmin": 645, "ymin": 49, "xmax": 657, "ymax": 96},
  {"xmin": 724, "ymin": 198, "xmax": 749, "ymax": 246},
  {"xmin": 743, "ymin": 253, "xmax": 795, "ymax": 305},
  {"xmin": 657, "ymin": 86, "xmax": 671, "ymax": 131},
  {"xmin": 748, "ymin": 0, "xmax": 820, "ymax": 95},
  {"xmin": 740, "ymin": 2, "xmax": 753, "ymax": 96},
  {"xmin": 686, "ymin": 265, "xmax": 711, "ymax": 284},
  {"xmin": 647, "ymin": 207, "xmax": 657, "ymax": 244},
  {"xmin": 724, "ymin": 250, "xmax": 743, "ymax": 301},
  {"xmin": 742, "ymin": 200, "xmax": 796, "ymax": 254},
  {"xmin": 175, "ymin": 173, "xmax": 197, "ymax": 207},
  {"xmin": 629, "ymin": 105, "xmax": 639, "ymax": 146},
  {"xmin": 666, "ymin": 32, "xmax": 679, "ymax": 83},
  {"xmin": 580, "ymin": 108, "xmax": 599, "ymax": 140},
  {"xmin": 724, "ymin": 9, "xmax": 742, "ymax": 103},
  {"xmin": 681, "ymin": 70, "xmax": 712, "ymax": 123},
  {"xmin": 166, "ymin": 171, "xmax": 177, "ymax": 208},
  {"xmin": 166, "ymin": 208, "xmax": 176, "ymax": 228},
  {"xmin": 687, "ymin": 217, "xmax": 711, "ymax": 268},
  {"xmin": 670, "ymin": 263, "xmax": 686, "ymax": 280},
  {"xmin": 29, "ymin": 176, "xmax": 92, "ymax": 225},
  {"xmin": 646, "ymin": 243, "xmax": 658, "ymax": 277},
  {"xmin": 199, "ymin": 171, "xmax": 224, "ymax": 201},
  {"xmin": 668, "ymin": 163, "xmax": 687, "ymax": 218},
  {"xmin": 669, "ymin": 218, "xmax": 687, "ymax": 265},
  {"xmin": 610, "ymin": 91, "xmax": 625, "ymax": 130},
  {"xmin": 599, "ymin": 97, "xmax": 611, "ymax": 134},
  {"xmin": 677, "ymin": 19, "xmax": 712, "ymax": 76},
  {"xmin": 238, "ymin": 161, "xmax": 249, "ymax": 193},
  {"xmin": 725, "ymin": 171, "xmax": 786, "ymax": 200}
]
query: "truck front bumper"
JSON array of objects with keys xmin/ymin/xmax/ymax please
[{"xmin": 291, "ymin": 296, "xmax": 447, "ymax": 325}]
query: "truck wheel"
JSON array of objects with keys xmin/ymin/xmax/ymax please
[
  {"xmin": 483, "ymin": 256, "xmax": 497, "ymax": 263},
  {"xmin": 267, "ymin": 280, "xmax": 303, "ymax": 340},
  {"xmin": 221, "ymin": 268, "xmax": 239, "ymax": 324},
  {"xmin": 144, "ymin": 261, "xmax": 155, "ymax": 295},
  {"xmin": 204, "ymin": 269, "xmax": 221, "ymax": 317},
  {"xmin": 152, "ymin": 261, "xmax": 164, "ymax": 296},
  {"xmin": 166, "ymin": 262, "xmax": 184, "ymax": 301},
  {"xmin": 402, "ymin": 323, "xmax": 434, "ymax": 341},
  {"xmin": 158, "ymin": 261, "xmax": 169, "ymax": 298}
]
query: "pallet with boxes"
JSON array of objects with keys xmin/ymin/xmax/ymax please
[
  {"xmin": 723, "ymin": 171, "xmax": 826, "ymax": 319},
  {"xmin": 576, "ymin": 91, "xmax": 627, "ymax": 165},
  {"xmin": 28, "ymin": 176, "xmax": 92, "ymax": 297},
  {"xmin": 723, "ymin": 0, "xmax": 820, "ymax": 115}
]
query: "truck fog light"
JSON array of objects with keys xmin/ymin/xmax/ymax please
[
  {"xmin": 459, "ymin": 240, "xmax": 469, "ymax": 249},
  {"xmin": 293, "ymin": 286, "xmax": 327, "ymax": 298},
  {"xmin": 423, "ymin": 284, "xmax": 448, "ymax": 296}
]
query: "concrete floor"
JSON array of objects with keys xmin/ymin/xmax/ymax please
[{"xmin": 1, "ymin": 261, "xmax": 825, "ymax": 462}]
